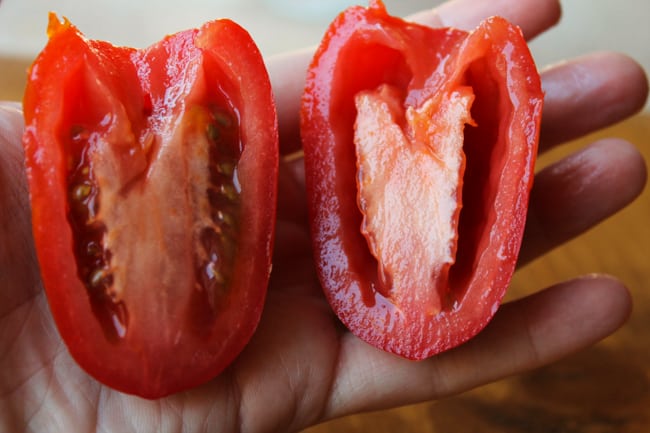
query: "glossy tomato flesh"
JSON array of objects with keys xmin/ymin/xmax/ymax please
[
  {"xmin": 301, "ymin": 1, "xmax": 543, "ymax": 359},
  {"xmin": 23, "ymin": 14, "xmax": 278, "ymax": 398}
]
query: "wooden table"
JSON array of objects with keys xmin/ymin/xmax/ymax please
[{"xmin": 2, "ymin": 56, "xmax": 649, "ymax": 433}]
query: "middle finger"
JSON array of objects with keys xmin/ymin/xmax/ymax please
[
  {"xmin": 519, "ymin": 137, "xmax": 646, "ymax": 266},
  {"xmin": 539, "ymin": 52, "xmax": 648, "ymax": 151}
]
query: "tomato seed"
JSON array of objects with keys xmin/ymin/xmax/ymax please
[
  {"xmin": 71, "ymin": 183, "xmax": 92, "ymax": 201},
  {"xmin": 207, "ymin": 123, "xmax": 220, "ymax": 141},
  {"xmin": 216, "ymin": 161, "xmax": 235, "ymax": 176},
  {"xmin": 89, "ymin": 267, "xmax": 111, "ymax": 290},
  {"xmin": 214, "ymin": 210, "xmax": 235, "ymax": 227},
  {"xmin": 213, "ymin": 109, "xmax": 233, "ymax": 128},
  {"xmin": 205, "ymin": 262, "xmax": 226, "ymax": 285},
  {"xmin": 197, "ymin": 226, "xmax": 233, "ymax": 297},
  {"xmin": 86, "ymin": 241, "xmax": 103, "ymax": 258},
  {"xmin": 208, "ymin": 183, "xmax": 240, "ymax": 215},
  {"xmin": 219, "ymin": 184, "xmax": 238, "ymax": 202}
]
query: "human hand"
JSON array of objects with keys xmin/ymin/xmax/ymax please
[{"xmin": 1, "ymin": 0, "xmax": 647, "ymax": 432}]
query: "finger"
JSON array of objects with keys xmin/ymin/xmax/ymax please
[
  {"xmin": 519, "ymin": 138, "xmax": 647, "ymax": 265},
  {"xmin": 321, "ymin": 275, "xmax": 631, "ymax": 420},
  {"xmin": 269, "ymin": 0, "xmax": 562, "ymax": 155},
  {"xmin": 276, "ymin": 157, "xmax": 308, "ymax": 225},
  {"xmin": 273, "ymin": 159, "xmax": 310, "ymax": 264},
  {"xmin": 539, "ymin": 52, "xmax": 649, "ymax": 151},
  {"xmin": 410, "ymin": 0, "xmax": 561, "ymax": 39},
  {"xmin": 268, "ymin": 48, "xmax": 313, "ymax": 155}
]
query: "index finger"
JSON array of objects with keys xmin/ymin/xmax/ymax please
[
  {"xmin": 268, "ymin": 0, "xmax": 561, "ymax": 155},
  {"xmin": 411, "ymin": 0, "xmax": 560, "ymax": 39}
]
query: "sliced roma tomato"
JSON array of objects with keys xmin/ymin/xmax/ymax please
[
  {"xmin": 22, "ymin": 14, "xmax": 278, "ymax": 398},
  {"xmin": 301, "ymin": 0, "xmax": 543, "ymax": 359}
]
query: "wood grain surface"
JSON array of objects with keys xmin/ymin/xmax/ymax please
[
  {"xmin": 0, "ymin": 56, "xmax": 29, "ymax": 102},
  {"xmin": 2, "ymin": 56, "xmax": 648, "ymax": 433}
]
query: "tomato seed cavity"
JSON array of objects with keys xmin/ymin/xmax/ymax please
[
  {"xmin": 67, "ymin": 127, "xmax": 128, "ymax": 343},
  {"xmin": 198, "ymin": 109, "xmax": 240, "ymax": 300},
  {"xmin": 66, "ymin": 104, "xmax": 242, "ymax": 340},
  {"xmin": 188, "ymin": 106, "xmax": 243, "ymax": 329}
]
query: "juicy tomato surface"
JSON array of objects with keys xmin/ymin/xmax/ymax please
[
  {"xmin": 301, "ymin": 0, "xmax": 543, "ymax": 359},
  {"xmin": 22, "ymin": 14, "xmax": 278, "ymax": 398}
]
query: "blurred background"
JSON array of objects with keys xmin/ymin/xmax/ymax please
[{"xmin": 1, "ymin": 1, "xmax": 649, "ymax": 432}]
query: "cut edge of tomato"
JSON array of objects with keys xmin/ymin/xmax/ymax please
[
  {"xmin": 302, "ymin": 4, "xmax": 542, "ymax": 360},
  {"xmin": 23, "ymin": 16, "xmax": 278, "ymax": 398}
]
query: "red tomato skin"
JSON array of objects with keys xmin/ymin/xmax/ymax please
[
  {"xmin": 301, "ymin": 1, "xmax": 543, "ymax": 359},
  {"xmin": 23, "ymin": 15, "xmax": 278, "ymax": 398}
]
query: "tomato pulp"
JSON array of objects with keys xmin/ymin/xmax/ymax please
[
  {"xmin": 23, "ymin": 15, "xmax": 278, "ymax": 398},
  {"xmin": 301, "ymin": 1, "xmax": 543, "ymax": 359}
]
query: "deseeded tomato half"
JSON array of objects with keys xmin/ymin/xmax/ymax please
[
  {"xmin": 301, "ymin": 1, "xmax": 543, "ymax": 359},
  {"xmin": 23, "ymin": 14, "xmax": 278, "ymax": 398}
]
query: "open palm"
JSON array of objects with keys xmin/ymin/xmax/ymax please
[{"xmin": 1, "ymin": 0, "xmax": 648, "ymax": 432}]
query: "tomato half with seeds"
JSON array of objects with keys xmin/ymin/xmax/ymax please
[
  {"xmin": 301, "ymin": 1, "xmax": 543, "ymax": 359},
  {"xmin": 22, "ymin": 14, "xmax": 278, "ymax": 398}
]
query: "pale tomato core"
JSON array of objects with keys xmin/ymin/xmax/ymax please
[{"xmin": 354, "ymin": 84, "xmax": 475, "ymax": 314}]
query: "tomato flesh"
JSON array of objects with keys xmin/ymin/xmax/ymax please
[
  {"xmin": 301, "ymin": 1, "xmax": 542, "ymax": 359},
  {"xmin": 23, "ymin": 15, "xmax": 278, "ymax": 398}
]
